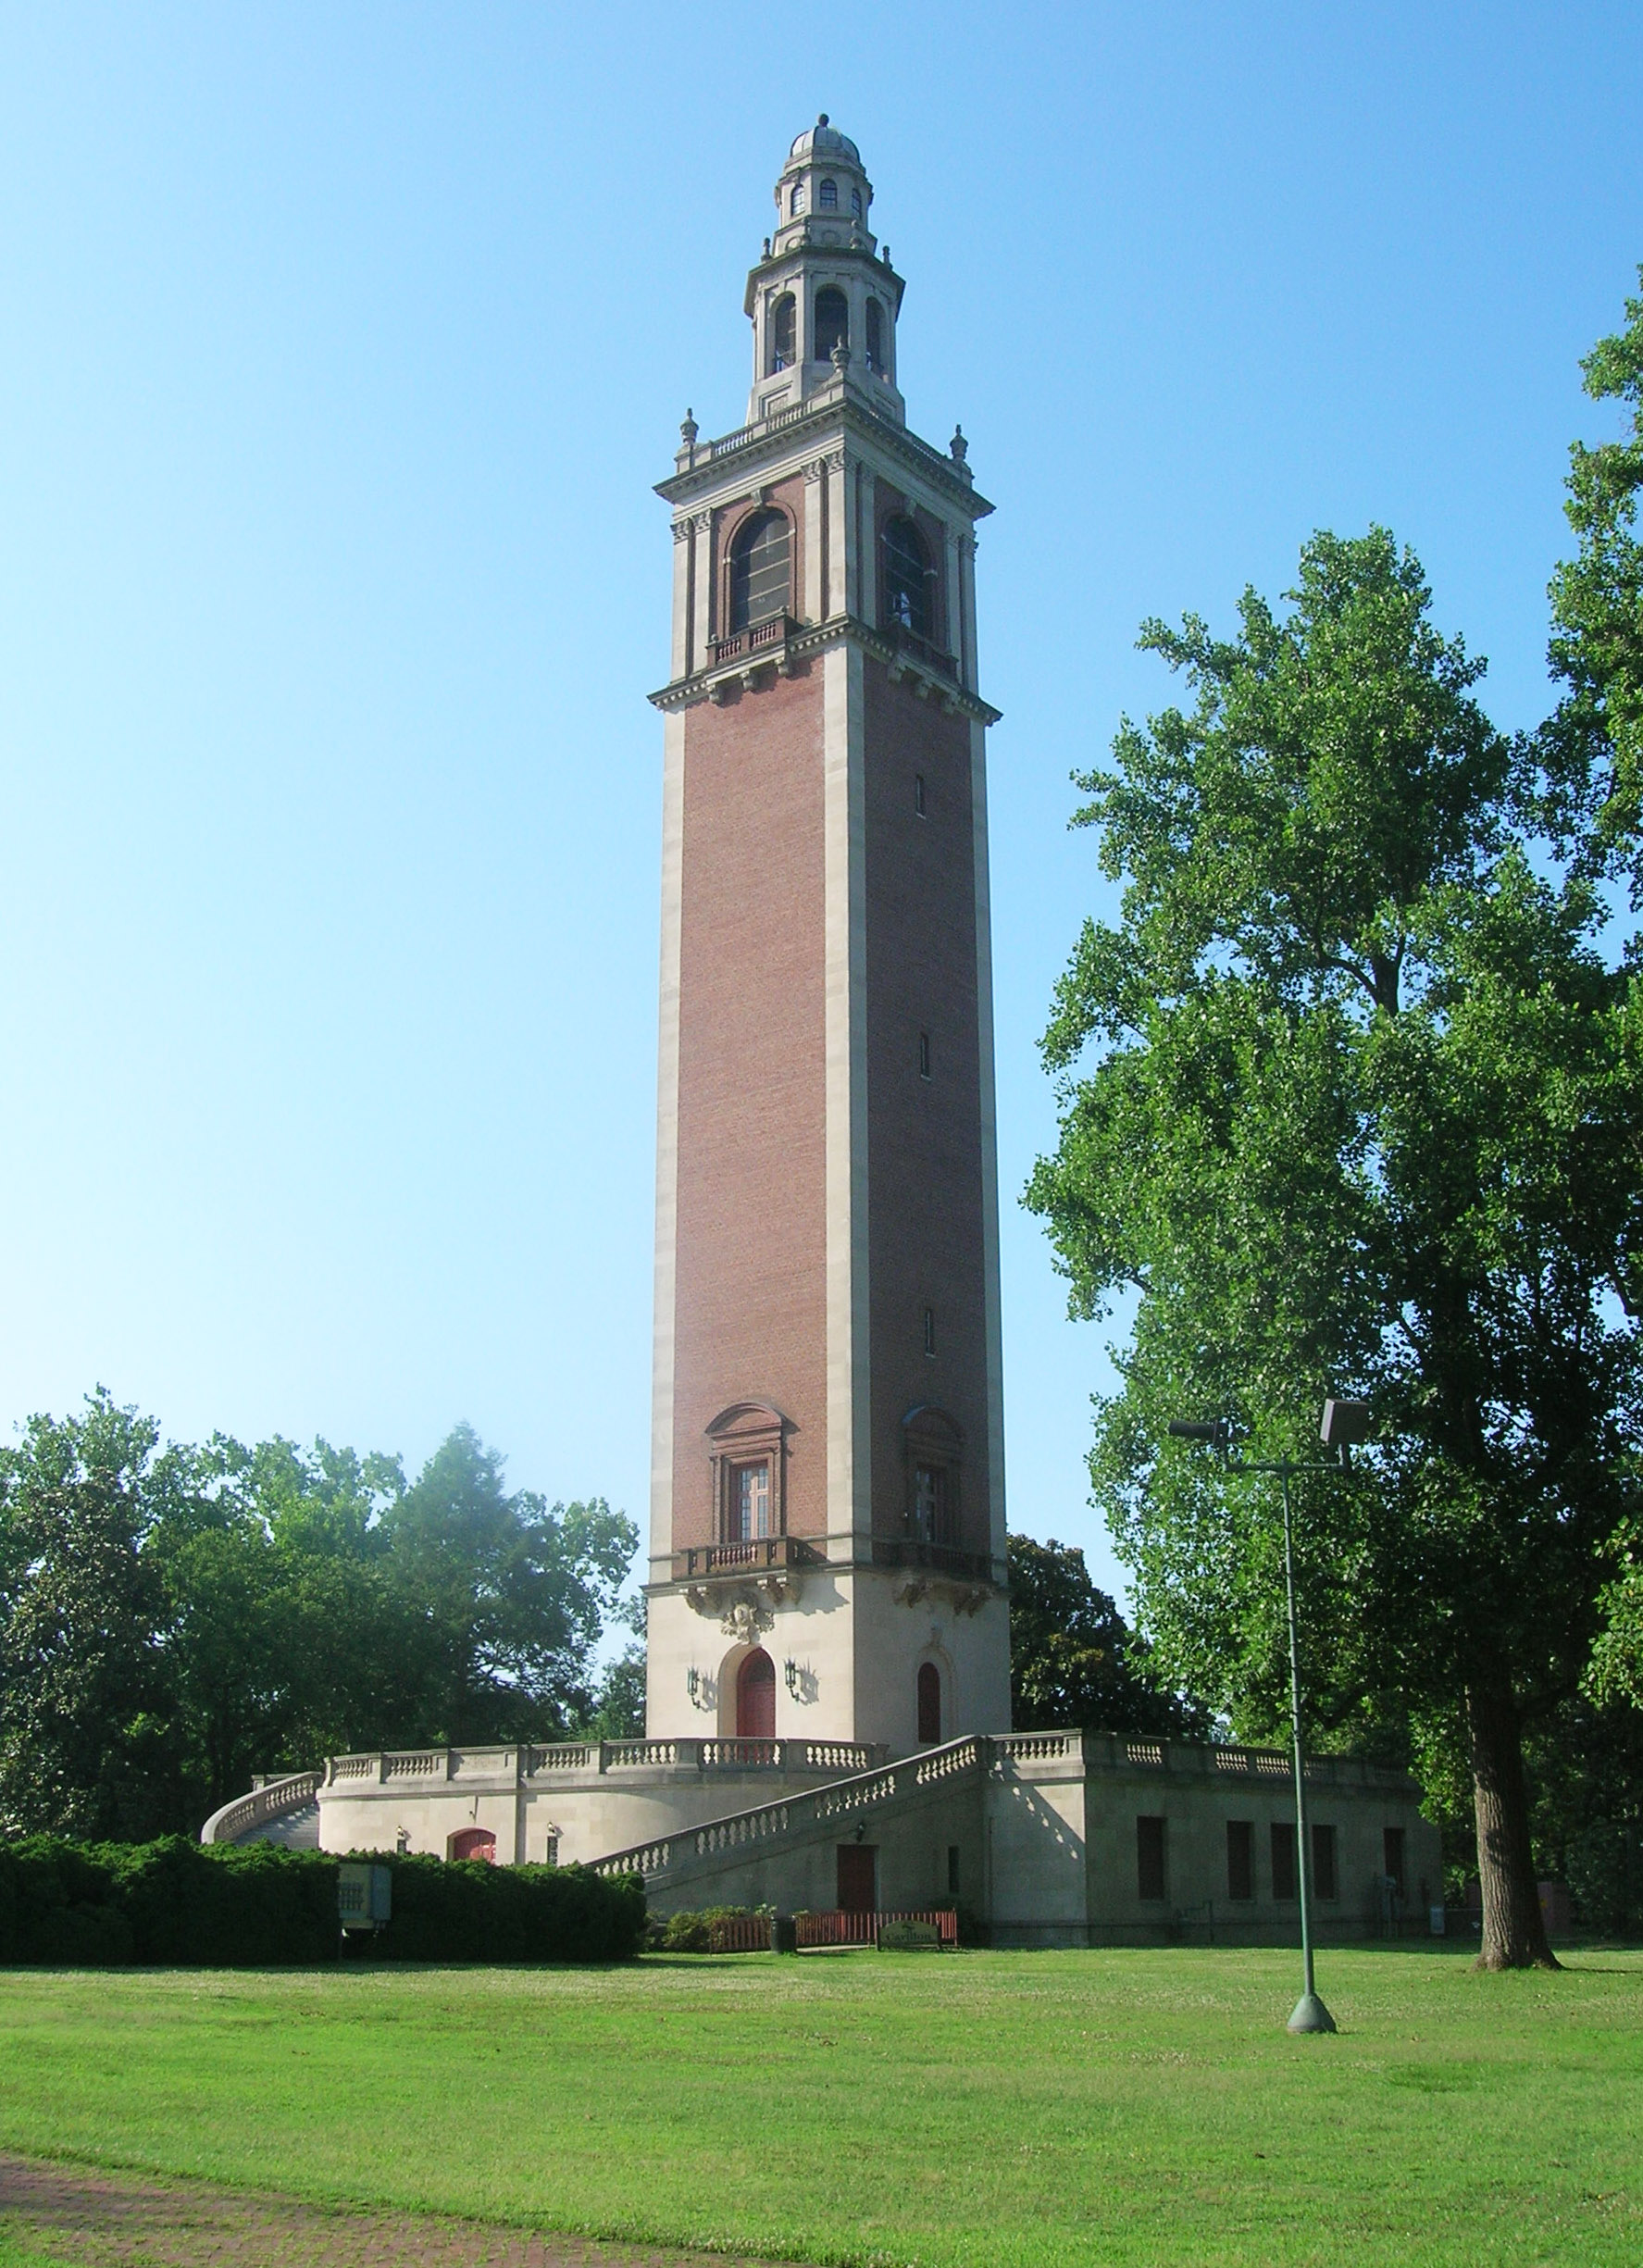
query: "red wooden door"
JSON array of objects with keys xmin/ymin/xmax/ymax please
[
  {"xmin": 449, "ymin": 1829, "xmax": 496, "ymax": 1864},
  {"xmin": 736, "ymin": 1648, "xmax": 776, "ymax": 1738},
  {"xmin": 837, "ymin": 1843, "xmax": 878, "ymax": 1912}
]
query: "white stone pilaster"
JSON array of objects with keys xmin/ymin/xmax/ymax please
[
  {"xmin": 691, "ymin": 510, "xmax": 713, "ymax": 675},
  {"xmin": 670, "ymin": 519, "xmax": 692, "ymax": 679},
  {"xmin": 826, "ymin": 454, "xmax": 849, "ymax": 618},
  {"xmin": 803, "ymin": 459, "xmax": 827, "ymax": 623}
]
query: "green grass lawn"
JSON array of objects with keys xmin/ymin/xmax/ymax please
[{"xmin": 0, "ymin": 1946, "xmax": 1638, "ymax": 2268}]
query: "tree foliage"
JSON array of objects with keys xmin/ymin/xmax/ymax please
[
  {"xmin": 1542, "ymin": 268, "xmax": 1643, "ymax": 875},
  {"xmin": 1027, "ymin": 526, "xmax": 1643, "ymax": 1967},
  {"xmin": 1007, "ymin": 1535, "xmax": 1212, "ymax": 1739},
  {"xmin": 0, "ymin": 1392, "xmax": 638, "ymax": 1838}
]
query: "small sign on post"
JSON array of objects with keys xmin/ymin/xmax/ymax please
[{"xmin": 338, "ymin": 1863, "xmax": 392, "ymax": 1933}]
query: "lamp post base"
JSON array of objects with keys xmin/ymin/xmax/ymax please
[{"xmin": 1287, "ymin": 1991, "xmax": 1338, "ymax": 2035}]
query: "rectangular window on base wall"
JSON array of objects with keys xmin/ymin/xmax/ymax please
[
  {"xmin": 1271, "ymin": 1821, "xmax": 1297, "ymax": 1901},
  {"xmin": 1137, "ymin": 1814, "xmax": 1167, "ymax": 1902},
  {"xmin": 1226, "ymin": 1819, "xmax": 1254, "ymax": 1901},
  {"xmin": 1384, "ymin": 1826, "xmax": 1406, "ymax": 1897},
  {"xmin": 1312, "ymin": 1823, "xmax": 1338, "ymax": 1901}
]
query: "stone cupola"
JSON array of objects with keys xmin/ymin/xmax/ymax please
[{"xmin": 742, "ymin": 116, "xmax": 905, "ymax": 430}]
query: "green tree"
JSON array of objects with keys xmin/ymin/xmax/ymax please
[
  {"xmin": 1027, "ymin": 528, "xmax": 1643, "ymax": 1969},
  {"xmin": 0, "ymin": 1391, "xmax": 186, "ymax": 1838},
  {"xmin": 381, "ymin": 1424, "xmax": 636, "ymax": 1744},
  {"xmin": 1008, "ymin": 1535, "xmax": 1212, "ymax": 1738},
  {"xmin": 1542, "ymin": 268, "xmax": 1643, "ymax": 872}
]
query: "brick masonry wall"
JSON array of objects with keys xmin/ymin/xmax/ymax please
[
  {"xmin": 862, "ymin": 657, "xmax": 991, "ymax": 1553},
  {"xmin": 671, "ymin": 661, "xmax": 829, "ymax": 1546}
]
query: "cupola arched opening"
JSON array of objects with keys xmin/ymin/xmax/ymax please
[
  {"xmin": 737, "ymin": 1647, "xmax": 776, "ymax": 1738},
  {"xmin": 865, "ymin": 297, "xmax": 886, "ymax": 374},
  {"xmin": 768, "ymin": 293, "xmax": 796, "ymax": 374},
  {"xmin": 728, "ymin": 509, "xmax": 791, "ymax": 631},
  {"xmin": 813, "ymin": 286, "xmax": 849, "ymax": 361},
  {"xmin": 882, "ymin": 517, "xmax": 930, "ymax": 638},
  {"xmin": 818, "ymin": 177, "xmax": 839, "ymax": 209},
  {"xmin": 790, "ymin": 181, "xmax": 805, "ymax": 216},
  {"xmin": 851, "ymin": 186, "xmax": 864, "ymax": 218}
]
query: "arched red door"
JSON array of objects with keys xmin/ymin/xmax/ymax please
[
  {"xmin": 737, "ymin": 1648, "xmax": 776, "ymax": 1738},
  {"xmin": 449, "ymin": 1828, "xmax": 496, "ymax": 1864},
  {"xmin": 917, "ymin": 1662, "xmax": 942, "ymax": 1746}
]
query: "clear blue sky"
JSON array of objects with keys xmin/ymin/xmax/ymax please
[{"xmin": 2, "ymin": 3, "xmax": 1638, "ymax": 1610}]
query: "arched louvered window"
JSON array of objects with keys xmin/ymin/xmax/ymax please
[
  {"xmin": 865, "ymin": 298, "xmax": 885, "ymax": 372},
  {"xmin": 819, "ymin": 178, "xmax": 839, "ymax": 209},
  {"xmin": 814, "ymin": 286, "xmax": 849, "ymax": 360},
  {"xmin": 882, "ymin": 517, "xmax": 930, "ymax": 637},
  {"xmin": 851, "ymin": 187, "xmax": 863, "ymax": 218},
  {"xmin": 790, "ymin": 181, "xmax": 804, "ymax": 216},
  {"xmin": 768, "ymin": 293, "xmax": 795, "ymax": 374},
  {"xmin": 729, "ymin": 509, "xmax": 790, "ymax": 631}
]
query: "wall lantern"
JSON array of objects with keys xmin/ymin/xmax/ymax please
[{"xmin": 784, "ymin": 1658, "xmax": 801, "ymax": 1698}]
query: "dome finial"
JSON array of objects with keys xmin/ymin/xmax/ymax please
[{"xmin": 817, "ymin": 111, "xmax": 828, "ymax": 126}]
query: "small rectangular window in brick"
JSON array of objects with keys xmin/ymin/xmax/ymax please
[
  {"xmin": 915, "ymin": 772, "xmax": 927, "ymax": 816},
  {"xmin": 1226, "ymin": 1819, "xmax": 1254, "ymax": 1901},
  {"xmin": 1137, "ymin": 1814, "xmax": 1167, "ymax": 1902},
  {"xmin": 1271, "ymin": 1820, "xmax": 1297, "ymax": 1900},
  {"xmin": 923, "ymin": 1305, "xmax": 935, "ymax": 1356},
  {"xmin": 919, "ymin": 1029, "xmax": 931, "ymax": 1078},
  {"xmin": 1312, "ymin": 1822, "xmax": 1338, "ymax": 1900}
]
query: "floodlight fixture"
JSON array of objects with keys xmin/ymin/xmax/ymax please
[{"xmin": 1320, "ymin": 1399, "xmax": 1373, "ymax": 1457}]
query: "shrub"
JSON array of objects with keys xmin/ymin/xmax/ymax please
[
  {"xmin": 0, "ymin": 1837, "xmax": 646, "ymax": 1967},
  {"xmin": 359, "ymin": 1854, "xmax": 646, "ymax": 1964},
  {"xmin": 650, "ymin": 1905, "xmax": 767, "ymax": 1952}
]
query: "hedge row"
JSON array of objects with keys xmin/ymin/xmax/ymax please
[{"xmin": 0, "ymin": 1837, "xmax": 646, "ymax": 1967}]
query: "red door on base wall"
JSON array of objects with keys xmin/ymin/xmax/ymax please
[
  {"xmin": 837, "ymin": 1843, "xmax": 878, "ymax": 1912},
  {"xmin": 737, "ymin": 1648, "xmax": 776, "ymax": 1738},
  {"xmin": 449, "ymin": 1829, "xmax": 496, "ymax": 1863}
]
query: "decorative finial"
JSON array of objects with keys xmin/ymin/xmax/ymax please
[
  {"xmin": 817, "ymin": 111, "xmax": 828, "ymax": 126},
  {"xmin": 762, "ymin": 236, "xmax": 771, "ymax": 259},
  {"xmin": 830, "ymin": 342, "xmax": 852, "ymax": 374},
  {"xmin": 882, "ymin": 243, "xmax": 890, "ymax": 267},
  {"xmin": 950, "ymin": 425, "xmax": 968, "ymax": 464},
  {"xmin": 680, "ymin": 407, "xmax": 699, "ymax": 447}
]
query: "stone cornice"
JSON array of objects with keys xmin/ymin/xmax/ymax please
[
  {"xmin": 648, "ymin": 610, "xmax": 1002, "ymax": 726},
  {"xmin": 656, "ymin": 394, "xmax": 993, "ymax": 522}
]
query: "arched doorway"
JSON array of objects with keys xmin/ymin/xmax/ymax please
[
  {"xmin": 736, "ymin": 1648, "xmax": 776, "ymax": 1738},
  {"xmin": 448, "ymin": 1828, "xmax": 496, "ymax": 1864},
  {"xmin": 916, "ymin": 1661, "xmax": 942, "ymax": 1746}
]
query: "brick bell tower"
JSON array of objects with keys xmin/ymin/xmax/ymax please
[{"xmin": 645, "ymin": 118, "xmax": 1009, "ymax": 1755}]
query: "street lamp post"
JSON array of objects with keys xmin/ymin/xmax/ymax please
[{"xmin": 1166, "ymin": 1398, "xmax": 1371, "ymax": 2037}]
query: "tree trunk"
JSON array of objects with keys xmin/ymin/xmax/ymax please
[{"xmin": 1466, "ymin": 1678, "xmax": 1560, "ymax": 1970}]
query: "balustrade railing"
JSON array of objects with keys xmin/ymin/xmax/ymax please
[
  {"xmin": 673, "ymin": 1534, "xmax": 823, "ymax": 1581},
  {"xmin": 199, "ymin": 1770, "xmax": 323, "ymax": 1846}
]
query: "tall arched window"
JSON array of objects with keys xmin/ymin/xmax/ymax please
[
  {"xmin": 917, "ymin": 1663, "xmax": 942, "ymax": 1746},
  {"xmin": 851, "ymin": 187, "xmax": 863, "ymax": 218},
  {"xmin": 728, "ymin": 510, "xmax": 790, "ymax": 630},
  {"xmin": 768, "ymin": 293, "xmax": 795, "ymax": 373},
  {"xmin": 790, "ymin": 181, "xmax": 805, "ymax": 216},
  {"xmin": 865, "ymin": 299, "xmax": 885, "ymax": 372},
  {"xmin": 737, "ymin": 1649, "xmax": 776, "ymax": 1738},
  {"xmin": 882, "ymin": 517, "xmax": 930, "ymax": 637},
  {"xmin": 818, "ymin": 178, "xmax": 838, "ymax": 209},
  {"xmin": 814, "ymin": 286, "xmax": 849, "ymax": 360}
]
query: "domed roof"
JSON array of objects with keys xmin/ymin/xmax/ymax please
[{"xmin": 788, "ymin": 113, "xmax": 861, "ymax": 168}]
